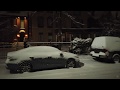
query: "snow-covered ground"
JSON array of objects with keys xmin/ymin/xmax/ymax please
[
  {"xmin": 0, "ymin": 55, "xmax": 120, "ymax": 79},
  {"xmin": 0, "ymin": 46, "xmax": 120, "ymax": 79}
]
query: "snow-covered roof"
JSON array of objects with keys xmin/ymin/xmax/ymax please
[{"xmin": 18, "ymin": 46, "xmax": 60, "ymax": 52}]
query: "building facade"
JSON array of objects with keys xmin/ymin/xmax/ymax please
[
  {"xmin": 30, "ymin": 11, "xmax": 104, "ymax": 42},
  {"xmin": 0, "ymin": 11, "xmax": 119, "ymax": 43},
  {"xmin": 0, "ymin": 11, "xmax": 30, "ymax": 42}
]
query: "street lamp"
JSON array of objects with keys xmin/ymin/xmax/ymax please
[
  {"xmin": 25, "ymin": 34, "xmax": 28, "ymax": 38},
  {"xmin": 17, "ymin": 34, "xmax": 20, "ymax": 37}
]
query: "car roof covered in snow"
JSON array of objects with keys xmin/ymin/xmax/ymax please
[{"xmin": 19, "ymin": 46, "xmax": 60, "ymax": 52}]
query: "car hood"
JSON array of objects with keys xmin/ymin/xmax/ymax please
[{"xmin": 62, "ymin": 51, "xmax": 79, "ymax": 59}]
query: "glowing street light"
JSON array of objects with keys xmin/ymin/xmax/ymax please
[
  {"xmin": 25, "ymin": 34, "xmax": 28, "ymax": 38},
  {"xmin": 17, "ymin": 34, "xmax": 20, "ymax": 37}
]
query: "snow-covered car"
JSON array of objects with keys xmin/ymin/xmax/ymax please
[
  {"xmin": 90, "ymin": 36, "xmax": 120, "ymax": 62},
  {"xmin": 5, "ymin": 46, "xmax": 81, "ymax": 73}
]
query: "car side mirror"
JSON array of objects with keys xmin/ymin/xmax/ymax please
[
  {"xmin": 30, "ymin": 57, "xmax": 34, "ymax": 60},
  {"xmin": 60, "ymin": 53, "xmax": 64, "ymax": 57}
]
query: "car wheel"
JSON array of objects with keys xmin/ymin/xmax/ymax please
[
  {"xmin": 112, "ymin": 54, "xmax": 120, "ymax": 63},
  {"xmin": 66, "ymin": 59, "xmax": 76, "ymax": 68},
  {"xmin": 19, "ymin": 62, "xmax": 32, "ymax": 73}
]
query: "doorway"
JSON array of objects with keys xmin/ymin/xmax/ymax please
[{"xmin": 20, "ymin": 32, "xmax": 25, "ymax": 42}]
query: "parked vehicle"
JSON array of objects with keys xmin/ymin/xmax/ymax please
[
  {"xmin": 90, "ymin": 36, "xmax": 120, "ymax": 62},
  {"xmin": 5, "ymin": 46, "xmax": 81, "ymax": 73}
]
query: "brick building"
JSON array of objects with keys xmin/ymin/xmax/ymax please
[
  {"xmin": 0, "ymin": 11, "xmax": 29, "ymax": 42},
  {"xmin": 0, "ymin": 11, "xmax": 119, "ymax": 42}
]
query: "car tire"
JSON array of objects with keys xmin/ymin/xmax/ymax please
[
  {"xmin": 112, "ymin": 54, "xmax": 120, "ymax": 63},
  {"xmin": 19, "ymin": 61, "xmax": 32, "ymax": 73},
  {"xmin": 66, "ymin": 59, "xmax": 76, "ymax": 68}
]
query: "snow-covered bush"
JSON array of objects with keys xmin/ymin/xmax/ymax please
[{"xmin": 69, "ymin": 37, "xmax": 92, "ymax": 54}]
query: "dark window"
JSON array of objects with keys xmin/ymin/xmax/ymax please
[
  {"xmin": 47, "ymin": 16, "xmax": 53, "ymax": 28},
  {"xmin": 87, "ymin": 16, "xmax": 95, "ymax": 28},
  {"xmin": 48, "ymin": 33, "xmax": 53, "ymax": 41},
  {"xmin": 39, "ymin": 33, "xmax": 43, "ymax": 41},
  {"xmin": 38, "ymin": 16, "xmax": 44, "ymax": 28}
]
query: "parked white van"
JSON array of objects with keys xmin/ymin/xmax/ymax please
[{"xmin": 90, "ymin": 36, "xmax": 120, "ymax": 62}]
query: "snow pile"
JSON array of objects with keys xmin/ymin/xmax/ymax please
[{"xmin": 69, "ymin": 37, "xmax": 92, "ymax": 54}]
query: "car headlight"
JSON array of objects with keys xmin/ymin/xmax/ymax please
[{"xmin": 8, "ymin": 57, "xmax": 17, "ymax": 61}]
